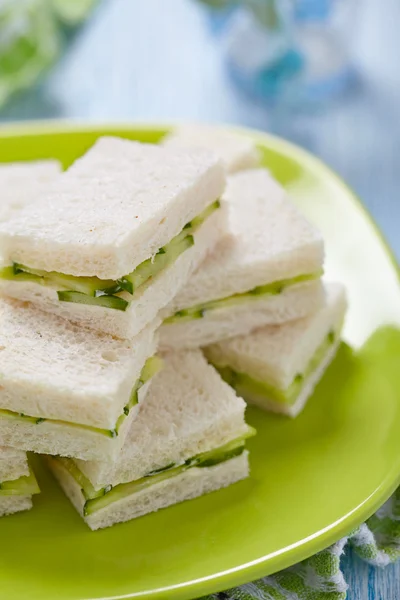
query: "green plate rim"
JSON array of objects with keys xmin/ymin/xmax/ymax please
[{"xmin": 0, "ymin": 120, "xmax": 399, "ymax": 600}]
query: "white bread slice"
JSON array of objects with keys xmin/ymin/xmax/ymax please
[
  {"xmin": 159, "ymin": 279, "xmax": 325, "ymax": 350},
  {"xmin": 0, "ymin": 383, "xmax": 150, "ymax": 461},
  {"xmin": 162, "ymin": 124, "xmax": 260, "ymax": 173},
  {"xmin": 0, "ymin": 446, "xmax": 38, "ymax": 517},
  {"xmin": 0, "ymin": 202, "xmax": 226, "ymax": 339},
  {"xmin": 0, "ymin": 446, "xmax": 29, "ymax": 482},
  {"xmin": 0, "ymin": 297, "xmax": 158, "ymax": 429},
  {"xmin": 0, "ymin": 160, "xmax": 61, "ymax": 223},
  {"xmin": 253, "ymin": 337, "xmax": 341, "ymax": 417},
  {"xmin": 205, "ymin": 283, "xmax": 347, "ymax": 416},
  {"xmin": 48, "ymin": 451, "xmax": 249, "ymax": 530},
  {"xmin": 0, "ymin": 383, "xmax": 149, "ymax": 461},
  {"xmin": 167, "ymin": 169, "xmax": 324, "ymax": 313},
  {"xmin": 0, "ymin": 495, "xmax": 32, "ymax": 517},
  {"xmin": 75, "ymin": 351, "xmax": 248, "ymax": 489},
  {"xmin": 0, "ymin": 137, "xmax": 225, "ymax": 279}
]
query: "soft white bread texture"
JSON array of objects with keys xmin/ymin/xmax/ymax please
[
  {"xmin": 168, "ymin": 169, "xmax": 324, "ymax": 312},
  {"xmin": 0, "ymin": 446, "xmax": 30, "ymax": 481},
  {"xmin": 49, "ymin": 451, "xmax": 249, "ymax": 530},
  {"xmin": 162, "ymin": 124, "xmax": 260, "ymax": 173},
  {"xmin": 159, "ymin": 279, "xmax": 325, "ymax": 350},
  {"xmin": 0, "ymin": 298, "xmax": 158, "ymax": 428},
  {"xmin": 0, "ymin": 202, "xmax": 227, "ymax": 339},
  {"xmin": 0, "ymin": 446, "xmax": 36, "ymax": 517},
  {"xmin": 250, "ymin": 337, "xmax": 341, "ymax": 417},
  {"xmin": 0, "ymin": 160, "xmax": 61, "ymax": 223},
  {"xmin": 206, "ymin": 283, "xmax": 346, "ymax": 389},
  {"xmin": 0, "ymin": 137, "xmax": 225, "ymax": 279},
  {"xmin": 205, "ymin": 282, "xmax": 347, "ymax": 416},
  {"xmin": 76, "ymin": 351, "xmax": 248, "ymax": 489},
  {"xmin": 0, "ymin": 495, "xmax": 32, "ymax": 517},
  {"xmin": 0, "ymin": 384, "xmax": 149, "ymax": 461}
]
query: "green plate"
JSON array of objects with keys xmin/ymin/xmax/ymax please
[{"xmin": 0, "ymin": 123, "xmax": 399, "ymax": 600}]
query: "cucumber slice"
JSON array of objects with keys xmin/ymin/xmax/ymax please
[
  {"xmin": 57, "ymin": 291, "xmax": 129, "ymax": 311},
  {"xmin": 11, "ymin": 412, "xmax": 47, "ymax": 426},
  {"xmin": 54, "ymin": 458, "xmax": 111, "ymax": 500},
  {"xmin": 146, "ymin": 462, "xmax": 177, "ymax": 477},
  {"xmin": 247, "ymin": 270, "xmax": 323, "ymax": 297},
  {"xmin": 186, "ymin": 426, "xmax": 256, "ymax": 468},
  {"xmin": 112, "ymin": 355, "xmax": 164, "ymax": 436},
  {"xmin": 210, "ymin": 328, "xmax": 340, "ymax": 407},
  {"xmin": 218, "ymin": 367, "xmax": 297, "ymax": 406},
  {"xmin": 0, "ymin": 408, "xmax": 115, "ymax": 438},
  {"xmin": 0, "ymin": 468, "xmax": 40, "ymax": 497},
  {"xmin": 107, "ymin": 200, "xmax": 219, "ymax": 295},
  {"xmin": 139, "ymin": 355, "xmax": 164, "ymax": 384},
  {"xmin": 52, "ymin": 426, "xmax": 255, "ymax": 516},
  {"xmin": 12, "ymin": 264, "xmax": 119, "ymax": 296},
  {"xmin": 164, "ymin": 270, "xmax": 323, "ymax": 324},
  {"xmin": 119, "ymin": 235, "xmax": 194, "ymax": 295},
  {"xmin": 164, "ymin": 307, "xmax": 206, "ymax": 324},
  {"xmin": 82, "ymin": 464, "xmax": 187, "ymax": 516},
  {"xmin": 112, "ymin": 383, "xmax": 139, "ymax": 437},
  {"xmin": 0, "ymin": 199, "xmax": 220, "ymax": 310},
  {"xmin": 188, "ymin": 199, "xmax": 220, "ymax": 231},
  {"xmin": 0, "ymin": 265, "xmax": 43, "ymax": 284},
  {"xmin": 195, "ymin": 444, "xmax": 245, "ymax": 468}
]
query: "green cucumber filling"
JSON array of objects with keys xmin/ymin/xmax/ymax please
[
  {"xmin": 0, "ymin": 201, "xmax": 220, "ymax": 312},
  {"xmin": 0, "ymin": 355, "xmax": 163, "ymax": 439},
  {"xmin": 0, "ymin": 468, "xmax": 40, "ymax": 497},
  {"xmin": 209, "ymin": 328, "xmax": 340, "ymax": 407},
  {"xmin": 52, "ymin": 426, "xmax": 256, "ymax": 516},
  {"xmin": 164, "ymin": 271, "xmax": 323, "ymax": 324}
]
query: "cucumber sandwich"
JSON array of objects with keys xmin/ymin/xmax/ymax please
[
  {"xmin": 0, "ymin": 298, "xmax": 161, "ymax": 461},
  {"xmin": 162, "ymin": 123, "xmax": 261, "ymax": 173},
  {"xmin": 204, "ymin": 283, "xmax": 347, "ymax": 417},
  {"xmin": 47, "ymin": 350, "xmax": 254, "ymax": 530},
  {"xmin": 0, "ymin": 159, "xmax": 61, "ymax": 224},
  {"xmin": 160, "ymin": 169, "xmax": 325, "ymax": 350},
  {"xmin": 0, "ymin": 137, "xmax": 226, "ymax": 339},
  {"xmin": 0, "ymin": 446, "xmax": 40, "ymax": 517}
]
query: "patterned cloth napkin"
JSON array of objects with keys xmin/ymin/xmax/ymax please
[{"xmin": 202, "ymin": 487, "xmax": 400, "ymax": 599}]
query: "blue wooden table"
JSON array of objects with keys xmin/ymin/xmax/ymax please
[{"xmin": 1, "ymin": 0, "xmax": 399, "ymax": 596}]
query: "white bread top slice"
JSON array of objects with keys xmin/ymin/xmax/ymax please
[
  {"xmin": 0, "ymin": 298, "xmax": 159, "ymax": 429},
  {"xmin": 162, "ymin": 124, "xmax": 260, "ymax": 173},
  {"xmin": 205, "ymin": 282, "xmax": 347, "ymax": 391},
  {"xmin": 0, "ymin": 203, "xmax": 226, "ymax": 340},
  {"xmin": 169, "ymin": 169, "xmax": 324, "ymax": 312},
  {"xmin": 0, "ymin": 446, "xmax": 29, "ymax": 481},
  {"xmin": 0, "ymin": 137, "xmax": 225, "ymax": 279},
  {"xmin": 76, "ymin": 350, "xmax": 248, "ymax": 488},
  {"xmin": 0, "ymin": 160, "xmax": 61, "ymax": 223}
]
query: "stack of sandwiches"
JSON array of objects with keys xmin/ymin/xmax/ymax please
[
  {"xmin": 159, "ymin": 168, "xmax": 325, "ymax": 349},
  {"xmin": 48, "ymin": 351, "xmax": 252, "ymax": 530},
  {"xmin": 0, "ymin": 160, "xmax": 60, "ymax": 517},
  {"xmin": 0, "ymin": 126, "xmax": 347, "ymax": 528}
]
